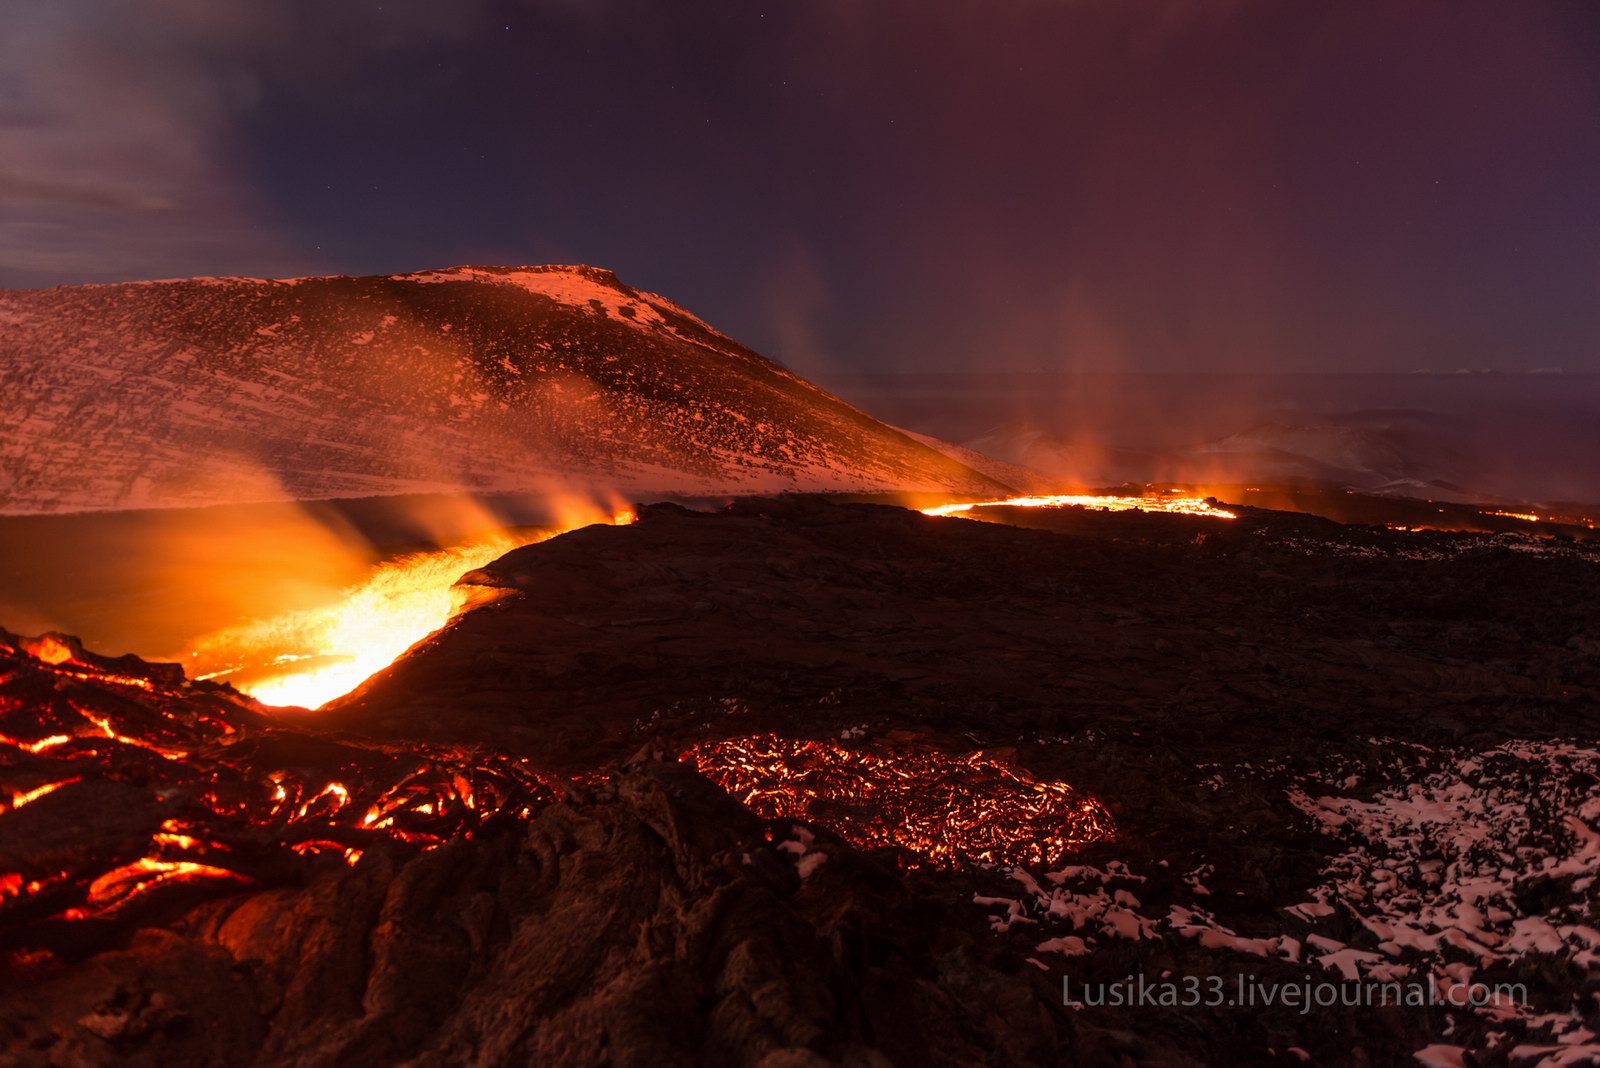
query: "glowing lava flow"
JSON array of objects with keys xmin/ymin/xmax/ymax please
[
  {"xmin": 922, "ymin": 493, "xmax": 1235, "ymax": 520},
  {"xmin": 682, "ymin": 734, "xmax": 1115, "ymax": 868},
  {"xmin": 0, "ymin": 629, "xmax": 560, "ymax": 928},
  {"xmin": 184, "ymin": 536, "xmax": 525, "ymax": 709},
  {"xmin": 185, "ymin": 509, "xmax": 636, "ymax": 709}
]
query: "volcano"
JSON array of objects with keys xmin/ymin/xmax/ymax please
[
  {"xmin": 3, "ymin": 276, "xmax": 1598, "ymax": 1068},
  {"xmin": 0, "ymin": 266, "xmax": 1009, "ymax": 515}
]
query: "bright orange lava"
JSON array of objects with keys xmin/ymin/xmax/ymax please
[
  {"xmin": 682, "ymin": 733, "xmax": 1115, "ymax": 868},
  {"xmin": 921, "ymin": 493, "xmax": 1236, "ymax": 520},
  {"xmin": 184, "ymin": 506, "xmax": 637, "ymax": 709}
]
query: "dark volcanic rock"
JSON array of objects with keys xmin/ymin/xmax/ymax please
[
  {"xmin": 327, "ymin": 497, "xmax": 1597, "ymax": 779},
  {"xmin": 312, "ymin": 498, "xmax": 1599, "ymax": 1064},
  {"xmin": 2, "ymin": 760, "xmax": 1063, "ymax": 1067},
  {"xmin": 3, "ymin": 498, "xmax": 1597, "ymax": 1066}
]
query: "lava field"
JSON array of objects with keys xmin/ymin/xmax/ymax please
[{"xmin": 1, "ymin": 497, "xmax": 1597, "ymax": 1066}]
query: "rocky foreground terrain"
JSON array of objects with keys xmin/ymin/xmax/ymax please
[
  {"xmin": 0, "ymin": 266, "xmax": 1003, "ymax": 514},
  {"xmin": 2, "ymin": 498, "xmax": 1597, "ymax": 1066}
]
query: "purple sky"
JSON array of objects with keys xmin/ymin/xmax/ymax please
[{"xmin": 2, "ymin": 1, "xmax": 1597, "ymax": 374}]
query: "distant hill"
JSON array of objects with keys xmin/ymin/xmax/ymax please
[
  {"xmin": 830, "ymin": 372, "xmax": 1600, "ymax": 507},
  {"xmin": 967, "ymin": 411, "xmax": 1483, "ymax": 499},
  {"xmin": 0, "ymin": 265, "xmax": 1008, "ymax": 513}
]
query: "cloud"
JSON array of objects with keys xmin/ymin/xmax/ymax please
[{"xmin": 0, "ymin": 0, "xmax": 489, "ymax": 285}]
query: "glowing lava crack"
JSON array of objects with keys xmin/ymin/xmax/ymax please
[
  {"xmin": 681, "ymin": 733, "xmax": 1115, "ymax": 868},
  {"xmin": 921, "ymin": 493, "xmax": 1235, "ymax": 520}
]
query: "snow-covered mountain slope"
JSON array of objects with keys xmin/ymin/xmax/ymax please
[{"xmin": 0, "ymin": 265, "xmax": 1009, "ymax": 514}]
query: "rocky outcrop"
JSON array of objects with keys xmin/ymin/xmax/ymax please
[{"xmin": 1, "ymin": 759, "xmax": 1065, "ymax": 1067}]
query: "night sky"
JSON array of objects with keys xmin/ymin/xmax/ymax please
[{"xmin": 3, "ymin": 1, "xmax": 1598, "ymax": 374}]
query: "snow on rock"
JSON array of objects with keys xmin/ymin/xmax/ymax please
[
  {"xmin": 981, "ymin": 740, "xmax": 1597, "ymax": 1066},
  {"xmin": 776, "ymin": 825, "xmax": 829, "ymax": 880},
  {"xmin": 1287, "ymin": 741, "xmax": 1600, "ymax": 980},
  {"xmin": 0, "ymin": 266, "xmax": 1011, "ymax": 514},
  {"xmin": 404, "ymin": 265, "xmax": 673, "ymax": 331},
  {"xmin": 1291, "ymin": 740, "xmax": 1600, "ymax": 1064}
]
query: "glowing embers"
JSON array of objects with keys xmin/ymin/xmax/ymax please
[
  {"xmin": 31, "ymin": 636, "xmax": 74, "ymax": 666},
  {"xmin": 5, "ymin": 778, "xmax": 77, "ymax": 813},
  {"xmin": 682, "ymin": 734, "xmax": 1115, "ymax": 868},
  {"xmin": 921, "ymin": 494, "xmax": 1236, "ymax": 520},
  {"xmin": 86, "ymin": 859, "xmax": 250, "ymax": 913},
  {"xmin": 7, "ymin": 633, "xmax": 161, "ymax": 695}
]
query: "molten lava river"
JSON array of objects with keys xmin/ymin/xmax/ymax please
[
  {"xmin": 920, "ymin": 492, "xmax": 1236, "ymax": 520},
  {"xmin": 181, "ymin": 506, "xmax": 636, "ymax": 709},
  {"xmin": 181, "ymin": 536, "xmax": 527, "ymax": 709}
]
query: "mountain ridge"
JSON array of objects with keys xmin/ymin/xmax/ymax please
[{"xmin": 0, "ymin": 265, "xmax": 1010, "ymax": 514}]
